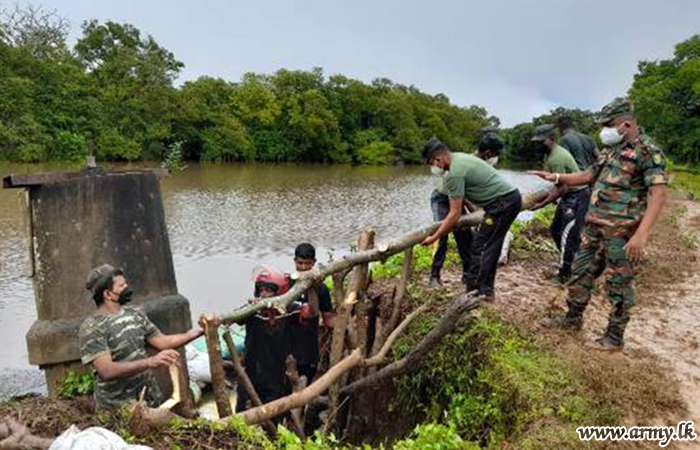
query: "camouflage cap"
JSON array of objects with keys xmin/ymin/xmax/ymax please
[
  {"xmin": 531, "ymin": 124, "xmax": 555, "ymax": 142},
  {"xmin": 597, "ymin": 97, "xmax": 634, "ymax": 124},
  {"xmin": 85, "ymin": 264, "xmax": 121, "ymax": 293}
]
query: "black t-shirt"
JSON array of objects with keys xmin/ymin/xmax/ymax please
[
  {"xmin": 287, "ymin": 281, "xmax": 333, "ymax": 367},
  {"xmin": 243, "ymin": 312, "xmax": 293, "ymax": 394},
  {"xmin": 559, "ymin": 130, "xmax": 597, "ymax": 170}
]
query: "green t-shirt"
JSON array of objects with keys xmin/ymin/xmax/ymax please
[
  {"xmin": 543, "ymin": 145, "xmax": 585, "ymax": 191},
  {"xmin": 79, "ymin": 307, "xmax": 163, "ymax": 409},
  {"xmin": 443, "ymin": 153, "xmax": 516, "ymax": 206}
]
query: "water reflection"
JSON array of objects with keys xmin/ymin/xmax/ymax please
[{"xmin": 0, "ymin": 162, "xmax": 548, "ymax": 369}]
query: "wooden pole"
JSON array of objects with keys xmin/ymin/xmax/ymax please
[{"xmin": 203, "ymin": 318, "xmax": 232, "ymax": 418}]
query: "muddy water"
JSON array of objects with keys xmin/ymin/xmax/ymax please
[{"xmin": 0, "ymin": 162, "xmax": 547, "ymax": 381}]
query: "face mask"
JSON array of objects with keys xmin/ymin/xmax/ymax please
[
  {"xmin": 115, "ymin": 287, "xmax": 134, "ymax": 305},
  {"xmin": 430, "ymin": 166, "xmax": 445, "ymax": 176},
  {"xmin": 599, "ymin": 127, "xmax": 624, "ymax": 146},
  {"xmin": 485, "ymin": 156, "xmax": 499, "ymax": 167}
]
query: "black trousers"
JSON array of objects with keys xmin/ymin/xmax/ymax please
[
  {"xmin": 465, "ymin": 190, "xmax": 522, "ymax": 296},
  {"xmin": 430, "ymin": 190, "xmax": 472, "ymax": 279},
  {"xmin": 550, "ymin": 188, "xmax": 591, "ymax": 277}
]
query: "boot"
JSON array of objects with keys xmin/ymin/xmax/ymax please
[
  {"xmin": 428, "ymin": 275, "xmax": 442, "ymax": 288},
  {"xmin": 590, "ymin": 315, "xmax": 628, "ymax": 351},
  {"xmin": 542, "ymin": 305, "xmax": 584, "ymax": 330}
]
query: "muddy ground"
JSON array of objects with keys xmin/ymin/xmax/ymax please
[{"xmin": 434, "ymin": 194, "xmax": 700, "ymax": 449}]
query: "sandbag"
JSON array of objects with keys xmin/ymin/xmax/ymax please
[{"xmin": 49, "ymin": 425, "xmax": 152, "ymax": 450}]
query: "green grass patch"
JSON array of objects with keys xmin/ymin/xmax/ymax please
[
  {"xmin": 371, "ymin": 237, "xmax": 462, "ymax": 280},
  {"xmin": 668, "ymin": 163, "xmax": 700, "ymax": 199},
  {"xmin": 510, "ymin": 205, "xmax": 557, "ymax": 258},
  {"xmin": 391, "ymin": 311, "xmax": 619, "ymax": 449}
]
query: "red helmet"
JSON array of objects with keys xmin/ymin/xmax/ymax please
[{"xmin": 251, "ymin": 264, "xmax": 290, "ymax": 297}]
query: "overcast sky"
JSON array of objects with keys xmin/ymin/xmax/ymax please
[{"xmin": 30, "ymin": 0, "xmax": 700, "ymax": 126}]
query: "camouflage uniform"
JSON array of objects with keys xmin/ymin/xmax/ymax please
[
  {"xmin": 79, "ymin": 307, "xmax": 163, "ymax": 409},
  {"xmin": 565, "ymin": 98, "xmax": 668, "ymax": 343}
]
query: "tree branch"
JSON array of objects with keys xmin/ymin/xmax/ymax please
[
  {"xmin": 220, "ymin": 190, "xmax": 547, "ymax": 325},
  {"xmin": 239, "ymin": 349, "xmax": 363, "ymax": 425},
  {"xmin": 362, "ymin": 304, "xmax": 427, "ymax": 368}
]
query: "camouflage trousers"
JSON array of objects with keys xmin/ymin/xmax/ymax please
[{"xmin": 567, "ymin": 223, "xmax": 635, "ymax": 336}]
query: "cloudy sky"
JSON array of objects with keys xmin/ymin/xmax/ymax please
[{"xmin": 32, "ymin": 0, "xmax": 700, "ymax": 126}]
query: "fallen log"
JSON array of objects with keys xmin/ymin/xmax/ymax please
[{"xmin": 221, "ymin": 190, "xmax": 547, "ymax": 325}]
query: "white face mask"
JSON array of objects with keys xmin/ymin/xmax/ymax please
[
  {"xmin": 430, "ymin": 166, "xmax": 445, "ymax": 176},
  {"xmin": 485, "ymin": 156, "xmax": 499, "ymax": 167},
  {"xmin": 599, "ymin": 127, "xmax": 624, "ymax": 146}
]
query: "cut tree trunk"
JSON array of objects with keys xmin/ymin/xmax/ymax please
[
  {"xmin": 328, "ymin": 230, "xmax": 375, "ymax": 428},
  {"xmin": 203, "ymin": 318, "xmax": 232, "ymax": 418}
]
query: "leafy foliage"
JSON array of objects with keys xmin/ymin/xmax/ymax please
[
  {"xmin": 57, "ymin": 371, "xmax": 95, "ymax": 398},
  {"xmin": 0, "ymin": 5, "xmax": 495, "ymax": 164},
  {"xmin": 630, "ymin": 34, "xmax": 700, "ymax": 164}
]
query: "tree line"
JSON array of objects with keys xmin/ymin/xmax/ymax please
[
  {"xmin": 1, "ymin": 5, "xmax": 697, "ymax": 166},
  {"xmin": 505, "ymin": 34, "xmax": 700, "ymax": 166},
  {"xmin": 0, "ymin": 5, "xmax": 496, "ymax": 165}
]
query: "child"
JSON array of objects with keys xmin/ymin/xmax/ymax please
[{"xmin": 287, "ymin": 243, "xmax": 334, "ymax": 383}]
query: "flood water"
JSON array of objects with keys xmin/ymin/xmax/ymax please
[{"xmin": 0, "ymin": 162, "xmax": 548, "ymax": 379}]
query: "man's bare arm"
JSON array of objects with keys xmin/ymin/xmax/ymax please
[{"xmin": 92, "ymin": 350, "xmax": 179, "ymax": 381}]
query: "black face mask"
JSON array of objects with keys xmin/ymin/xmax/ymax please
[{"xmin": 115, "ymin": 287, "xmax": 134, "ymax": 305}]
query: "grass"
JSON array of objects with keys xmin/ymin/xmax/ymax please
[
  {"xmin": 668, "ymin": 162, "xmax": 700, "ymax": 199},
  {"xmin": 389, "ymin": 310, "xmax": 619, "ymax": 449}
]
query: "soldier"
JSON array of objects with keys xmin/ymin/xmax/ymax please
[
  {"xmin": 422, "ymin": 138, "xmax": 522, "ymax": 301},
  {"xmin": 557, "ymin": 115, "xmax": 600, "ymax": 170},
  {"xmin": 531, "ymin": 97, "xmax": 668, "ymax": 350},
  {"xmin": 529, "ymin": 124, "xmax": 592, "ymax": 284},
  {"xmin": 79, "ymin": 264, "xmax": 204, "ymax": 409}
]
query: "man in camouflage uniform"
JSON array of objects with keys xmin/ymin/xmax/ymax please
[
  {"xmin": 531, "ymin": 98, "xmax": 668, "ymax": 350},
  {"xmin": 79, "ymin": 264, "xmax": 204, "ymax": 408}
]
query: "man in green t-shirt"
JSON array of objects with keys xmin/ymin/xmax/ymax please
[
  {"xmin": 79, "ymin": 264, "xmax": 204, "ymax": 409},
  {"xmin": 529, "ymin": 124, "xmax": 592, "ymax": 283},
  {"xmin": 421, "ymin": 138, "xmax": 521, "ymax": 301}
]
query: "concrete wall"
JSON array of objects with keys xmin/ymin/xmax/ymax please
[{"xmin": 20, "ymin": 170, "xmax": 191, "ymax": 397}]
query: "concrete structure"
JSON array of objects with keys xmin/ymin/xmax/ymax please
[{"xmin": 3, "ymin": 167, "xmax": 192, "ymax": 398}]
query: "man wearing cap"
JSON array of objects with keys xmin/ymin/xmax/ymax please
[
  {"xmin": 529, "ymin": 124, "xmax": 592, "ymax": 284},
  {"xmin": 476, "ymin": 129, "xmax": 505, "ymax": 167},
  {"xmin": 531, "ymin": 97, "xmax": 668, "ymax": 350},
  {"xmin": 79, "ymin": 264, "xmax": 205, "ymax": 409},
  {"xmin": 421, "ymin": 138, "xmax": 522, "ymax": 301},
  {"xmin": 557, "ymin": 116, "xmax": 600, "ymax": 170}
]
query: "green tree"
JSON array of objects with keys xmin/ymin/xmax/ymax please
[
  {"xmin": 630, "ymin": 34, "xmax": 700, "ymax": 163},
  {"xmin": 74, "ymin": 20, "xmax": 184, "ymax": 160}
]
